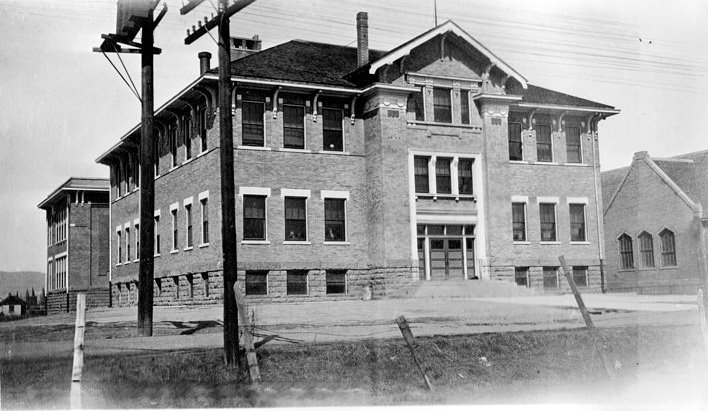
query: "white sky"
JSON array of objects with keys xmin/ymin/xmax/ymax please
[{"xmin": 1, "ymin": 0, "xmax": 706, "ymax": 272}]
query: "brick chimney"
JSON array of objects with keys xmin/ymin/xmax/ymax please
[
  {"xmin": 356, "ymin": 12, "xmax": 369, "ymax": 67},
  {"xmin": 633, "ymin": 151, "xmax": 649, "ymax": 161},
  {"xmin": 230, "ymin": 35, "xmax": 262, "ymax": 61},
  {"xmin": 198, "ymin": 51, "xmax": 211, "ymax": 75}
]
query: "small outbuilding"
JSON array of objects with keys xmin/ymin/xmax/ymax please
[{"xmin": 0, "ymin": 294, "xmax": 26, "ymax": 317}]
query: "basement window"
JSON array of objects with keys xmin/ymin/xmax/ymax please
[{"xmin": 287, "ymin": 270, "xmax": 308, "ymax": 295}]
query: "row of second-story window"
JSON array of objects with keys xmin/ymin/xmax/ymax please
[
  {"xmin": 413, "ymin": 155, "xmax": 475, "ymax": 196},
  {"xmin": 512, "ymin": 199, "xmax": 588, "ymax": 243},
  {"xmin": 47, "ymin": 255, "xmax": 67, "ymax": 291},
  {"xmin": 508, "ymin": 113, "xmax": 586, "ymax": 164},
  {"xmin": 617, "ymin": 230, "xmax": 676, "ymax": 270},
  {"xmin": 116, "ymin": 193, "xmax": 210, "ymax": 265},
  {"xmin": 48, "ymin": 207, "xmax": 68, "ymax": 246}
]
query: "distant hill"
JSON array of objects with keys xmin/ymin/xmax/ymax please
[{"xmin": 0, "ymin": 271, "xmax": 44, "ymax": 300}]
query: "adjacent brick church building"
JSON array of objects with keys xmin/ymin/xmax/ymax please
[
  {"xmin": 602, "ymin": 150, "xmax": 708, "ymax": 294},
  {"xmin": 97, "ymin": 14, "xmax": 618, "ymax": 305},
  {"xmin": 38, "ymin": 178, "xmax": 111, "ymax": 313}
]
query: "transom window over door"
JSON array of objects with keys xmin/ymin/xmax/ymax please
[
  {"xmin": 283, "ymin": 104, "xmax": 305, "ymax": 149},
  {"xmin": 433, "ymin": 88, "xmax": 452, "ymax": 123},
  {"xmin": 242, "ymin": 101, "xmax": 265, "ymax": 146}
]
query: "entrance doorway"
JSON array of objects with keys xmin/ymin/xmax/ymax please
[{"xmin": 417, "ymin": 224, "xmax": 476, "ymax": 280}]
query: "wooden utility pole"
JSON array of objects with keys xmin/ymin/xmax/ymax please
[
  {"xmin": 558, "ymin": 256, "xmax": 615, "ymax": 379},
  {"xmin": 95, "ymin": 1, "xmax": 167, "ymax": 337},
  {"xmin": 395, "ymin": 316, "xmax": 434, "ymax": 391},
  {"xmin": 182, "ymin": 0, "xmax": 256, "ymax": 367},
  {"xmin": 137, "ymin": 6, "xmax": 156, "ymax": 337}
]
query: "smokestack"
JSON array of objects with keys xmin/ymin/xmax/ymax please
[
  {"xmin": 356, "ymin": 11, "xmax": 369, "ymax": 67},
  {"xmin": 198, "ymin": 51, "xmax": 211, "ymax": 75}
]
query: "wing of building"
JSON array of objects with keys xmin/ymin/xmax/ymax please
[
  {"xmin": 37, "ymin": 177, "xmax": 111, "ymax": 313},
  {"xmin": 96, "ymin": 14, "xmax": 619, "ymax": 305},
  {"xmin": 602, "ymin": 150, "xmax": 708, "ymax": 294}
]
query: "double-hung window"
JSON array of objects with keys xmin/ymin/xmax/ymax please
[
  {"xmin": 515, "ymin": 267, "xmax": 529, "ymax": 287},
  {"xmin": 460, "ymin": 90, "xmax": 470, "ymax": 124},
  {"xmin": 184, "ymin": 116, "xmax": 192, "ymax": 160},
  {"xmin": 135, "ymin": 222, "xmax": 140, "ymax": 260},
  {"xmin": 512, "ymin": 202, "xmax": 527, "ymax": 242},
  {"xmin": 154, "ymin": 212, "xmax": 161, "ymax": 256},
  {"xmin": 125, "ymin": 227, "xmax": 131, "ymax": 261},
  {"xmin": 324, "ymin": 198, "xmax": 346, "ymax": 242},
  {"xmin": 414, "ymin": 156, "xmax": 430, "ymax": 193},
  {"xmin": 323, "ymin": 108, "xmax": 343, "ymax": 151},
  {"xmin": 242, "ymin": 101, "xmax": 265, "ymax": 146},
  {"xmin": 509, "ymin": 121, "xmax": 523, "ymax": 161},
  {"xmin": 569, "ymin": 204, "xmax": 586, "ymax": 242},
  {"xmin": 326, "ymin": 270, "xmax": 346, "ymax": 294},
  {"xmin": 283, "ymin": 104, "xmax": 305, "ymax": 149},
  {"xmin": 171, "ymin": 206, "xmax": 178, "ymax": 251},
  {"xmin": 407, "ymin": 92, "xmax": 424, "ymax": 121},
  {"xmin": 543, "ymin": 267, "xmax": 558, "ymax": 288},
  {"xmin": 566, "ymin": 126, "xmax": 582, "ymax": 163},
  {"xmin": 433, "ymin": 88, "xmax": 452, "ymax": 123},
  {"xmin": 169, "ymin": 126, "xmax": 178, "ymax": 168},
  {"xmin": 458, "ymin": 158, "xmax": 474, "ymax": 195},
  {"xmin": 287, "ymin": 270, "xmax": 308, "ymax": 295},
  {"xmin": 198, "ymin": 106, "xmax": 207, "ymax": 153},
  {"xmin": 539, "ymin": 203, "xmax": 557, "ymax": 242},
  {"xmin": 435, "ymin": 158, "xmax": 452, "ymax": 194},
  {"xmin": 536, "ymin": 118, "xmax": 553, "ymax": 162},
  {"xmin": 618, "ymin": 234, "xmax": 634, "ymax": 269},
  {"xmin": 154, "ymin": 134, "xmax": 160, "ymax": 176},
  {"xmin": 284, "ymin": 197, "xmax": 307, "ymax": 241},
  {"xmin": 185, "ymin": 202, "xmax": 193, "ymax": 248},
  {"xmin": 572, "ymin": 266, "xmax": 588, "ymax": 287},
  {"xmin": 200, "ymin": 196, "xmax": 209, "ymax": 245},
  {"xmin": 243, "ymin": 195, "xmax": 266, "ymax": 241},
  {"xmin": 117, "ymin": 229, "xmax": 123, "ymax": 263},
  {"xmin": 245, "ymin": 270, "xmax": 268, "ymax": 295}
]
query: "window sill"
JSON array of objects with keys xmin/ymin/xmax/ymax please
[
  {"xmin": 238, "ymin": 145, "xmax": 270, "ymax": 151},
  {"xmin": 197, "ymin": 149, "xmax": 208, "ymax": 158},
  {"xmin": 570, "ymin": 241, "xmax": 591, "ymax": 245},
  {"xmin": 279, "ymin": 148, "xmax": 311, "ymax": 153},
  {"xmin": 242, "ymin": 240, "xmax": 270, "ymax": 245},
  {"xmin": 199, "ymin": 242, "xmax": 210, "ymax": 248},
  {"xmin": 124, "ymin": 260, "xmax": 131, "ymax": 265},
  {"xmin": 133, "ymin": 259, "xmax": 140, "ymax": 263},
  {"xmin": 323, "ymin": 241, "xmax": 350, "ymax": 245},
  {"xmin": 184, "ymin": 246, "xmax": 194, "ymax": 251},
  {"xmin": 509, "ymin": 160, "xmax": 528, "ymax": 164},
  {"xmin": 407, "ymin": 120, "xmax": 482, "ymax": 130},
  {"xmin": 318, "ymin": 150, "xmax": 348, "ymax": 155},
  {"xmin": 658, "ymin": 265, "xmax": 678, "ymax": 270},
  {"xmin": 513, "ymin": 241, "xmax": 531, "ymax": 245},
  {"xmin": 154, "ymin": 253, "xmax": 161, "ymax": 258},
  {"xmin": 116, "ymin": 263, "xmax": 122, "ymax": 267},
  {"xmin": 533, "ymin": 161, "xmax": 559, "ymax": 165},
  {"xmin": 170, "ymin": 249, "xmax": 179, "ymax": 254},
  {"xmin": 415, "ymin": 193, "xmax": 476, "ymax": 202},
  {"xmin": 618, "ymin": 268, "xmax": 636, "ymax": 272},
  {"xmin": 283, "ymin": 241, "xmax": 311, "ymax": 245},
  {"xmin": 564, "ymin": 162, "xmax": 591, "ymax": 167},
  {"xmin": 184, "ymin": 158, "xmax": 193, "ymax": 165},
  {"xmin": 539, "ymin": 241, "xmax": 561, "ymax": 245}
]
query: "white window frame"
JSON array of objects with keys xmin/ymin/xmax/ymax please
[
  {"xmin": 238, "ymin": 98, "xmax": 266, "ymax": 149},
  {"xmin": 199, "ymin": 190, "xmax": 210, "ymax": 247},
  {"xmin": 133, "ymin": 218, "xmax": 140, "ymax": 262},
  {"xmin": 184, "ymin": 197, "xmax": 194, "ymax": 250},
  {"xmin": 116, "ymin": 226, "xmax": 123, "ymax": 265},
  {"xmin": 282, "ymin": 188, "xmax": 311, "ymax": 244},
  {"xmin": 170, "ymin": 202, "xmax": 179, "ymax": 253},
  {"xmin": 239, "ymin": 187, "xmax": 271, "ymax": 244},
  {"xmin": 154, "ymin": 209, "xmax": 161, "ymax": 257},
  {"xmin": 321, "ymin": 190, "xmax": 350, "ymax": 244},
  {"xmin": 123, "ymin": 222, "xmax": 131, "ymax": 264}
]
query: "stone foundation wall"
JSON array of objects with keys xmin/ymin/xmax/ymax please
[{"xmin": 46, "ymin": 287, "xmax": 110, "ymax": 314}]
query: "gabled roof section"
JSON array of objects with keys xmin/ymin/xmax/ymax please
[
  {"xmin": 0, "ymin": 294, "xmax": 25, "ymax": 306},
  {"xmin": 515, "ymin": 84, "xmax": 618, "ymax": 112},
  {"xmin": 652, "ymin": 158, "xmax": 699, "ymax": 205},
  {"xmin": 38, "ymin": 177, "xmax": 110, "ymax": 210},
  {"xmin": 209, "ymin": 40, "xmax": 387, "ymax": 88},
  {"xmin": 364, "ymin": 20, "xmax": 527, "ymax": 88},
  {"xmin": 604, "ymin": 152, "xmax": 699, "ymax": 215},
  {"xmin": 600, "ymin": 166, "xmax": 629, "ymax": 211}
]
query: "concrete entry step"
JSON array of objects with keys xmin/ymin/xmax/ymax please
[{"xmin": 385, "ymin": 279, "xmax": 539, "ymax": 299}]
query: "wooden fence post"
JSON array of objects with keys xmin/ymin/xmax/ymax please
[
  {"xmin": 233, "ymin": 284, "xmax": 261, "ymax": 384},
  {"xmin": 698, "ymin": 289, "xmax": 708, "ymax": 355},
  {"xmin": 558, "ymin": 256, "xmax": 616, "ymax": 379},
  {"xmin": 70, "ymin": 293, "xmax": 86, "ymax": 409},
  {"xmin": 395, "ymin": 315, "xmax": 434, "ymax": 391}
]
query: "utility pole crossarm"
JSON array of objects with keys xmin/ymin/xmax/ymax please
[
  {"xmin": 184, "ymin": 0, "xmax": 257, "ymax": 44},
  {"xmin": 180, "ymin": 0, "xmax": 207, "ymax": 15}
]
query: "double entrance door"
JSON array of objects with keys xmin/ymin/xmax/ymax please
[{"xmin": 417, "ymin": 224, "xmax": 476, "ymax": 280}]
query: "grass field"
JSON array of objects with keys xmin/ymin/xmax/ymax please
[{"xmin": 2, "ymin": 323, "xmax": 705, "ymax": 408}]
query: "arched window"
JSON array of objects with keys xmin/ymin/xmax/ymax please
[
  {"xmin": 638, "ymin": 231, "xmax": 654, "ymax": 268},
  {"xmin": 618, "ymin": 234, "xmax": 634, "ymax": 269},
  {"xmin": 659, "ymin": 229, "xmax": 677, "ymax": 266}
]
